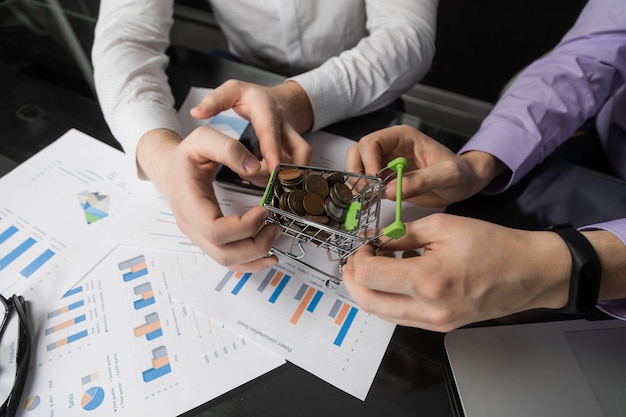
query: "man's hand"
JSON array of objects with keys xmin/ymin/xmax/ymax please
[
  {"xmin": 136, "ymin": 127, "xmax": 282, "ymax": 272},
  {"xmin": 342, "ymin": 213, "xmax": 572, "ymax": 332},
  {"xmin": 190, "ymin": 79, "xmax": 315, "ymax": 173},
  {"xmin": 346, "ymin": 125, "xmax": 506, "ymax": 207}
]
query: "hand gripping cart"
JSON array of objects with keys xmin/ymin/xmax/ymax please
[{"xmin": 259, "ymin": 157, "xmax": 407, "ymax": 289}]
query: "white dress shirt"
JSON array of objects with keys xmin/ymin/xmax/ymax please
[{"xmin": 92, "ymin": 0, "xmax": 437, "ymax": 163}]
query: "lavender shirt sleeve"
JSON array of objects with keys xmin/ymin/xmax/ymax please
[
  {"xmin": 459, "ymin": 0, "xmax": 626, "ymax": 192},
  {"xmin": 458, "ymin": 0, "xmax": 626, "ymax": 317}
]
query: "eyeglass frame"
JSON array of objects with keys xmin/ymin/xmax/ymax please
[{"xmin": 0, "ymin": 294, "xmax": 31, "ymax": 417}]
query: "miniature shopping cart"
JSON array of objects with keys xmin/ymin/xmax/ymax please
[{"xmin": 259, "ymin": 157, "xmax": 407, "ymax": 289}]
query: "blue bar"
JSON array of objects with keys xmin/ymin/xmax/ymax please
[
  {"xmin": 68, "ymin": 329, "xmax": 89, "ymax": 343},
  {"xmin": 75, "ymin": 314, "xmax": 87, "ymax": 324},
  {"xmin": 63, "ymin": 286, "xmax": 83, "ymax": 298},
  {"xmin": 20, "ymin": 248, "xmax": 55, "ymax": 277},
  {"xmin": 134, "ymin": 296, "xmax": 155, "ymax": 310},
  {"xmin": 69, "ymin": 300, "xmax": 85, "ymax": 310},
  {"xmin": 146, "ymin": 328, "xmax": 163, "ymax": 341},
  {"xmin": 334, "ymin": 306, "xmax": 358, "ymax": 347},
  {"xmin": 231, "ymin": 273, "xmax": 252, "ymax": 295},
  {"xmin": 0, "ymin": 225, "xmax": 18, "ymax": 244},
  {"xmin": 307, "ymin": 290, "xmax": 323, "ymax": 312},
  {"xmin": 142, "ymin": 363, "xmax": 172, "ymax": 383},
  {"xmin": 122, "ymin": 268, "xmax": 148, "ymax": 282},
  {"xmin": 215, "ymin": 271, "xmax": 234, "ymax": 292},
  {"xmin": 268, "ymin": 274, "xmax": 290, "ymax": 304},
  {"xmin": 0, "ymin": 237, "xmax": 36, "ymax": 271}
]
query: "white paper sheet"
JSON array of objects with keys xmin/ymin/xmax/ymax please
[
  {"xmin": 169, "ymin": 251, "xmax": 395, "ymax": 400},
  {"xmin": 17, "ymin": 245, "xmax": 284, "ymax": 417},
  {"xmin": 0, "ymin": 129, "xmax": 135, "ymax": 319}
]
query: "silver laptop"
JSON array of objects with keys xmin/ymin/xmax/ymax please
[{"xmin": 445, "ymin": 319, "xmax": 626, "ymax": 417}]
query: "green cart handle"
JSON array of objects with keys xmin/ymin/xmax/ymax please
[{"xmin": 382, "ymin": 157, "xmax": 407, "ymax": 239}]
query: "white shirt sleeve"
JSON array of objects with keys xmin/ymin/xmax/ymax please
[
  {"xmin": 92, "ymin": 0, "xmax": 181, "ymax": 164},
  {"xmin": 290, "ymin": 0, "xmax": 438, "ymax": 131},
  {"xmin": 92, "ymin": 0, "xmax": 438, "ymax": 161}
]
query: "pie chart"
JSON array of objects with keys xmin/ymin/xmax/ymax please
[{"xmin": 81, "ymin": 386, "xmax": 105, "ymax": 411}]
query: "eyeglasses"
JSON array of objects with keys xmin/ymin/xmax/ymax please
[{"xmin": 0, "ymin": 294, "xmax": 31, "ymax": 417}]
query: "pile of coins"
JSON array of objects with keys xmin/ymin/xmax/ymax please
[{"xmin": 269, "ymin": 168, "xmax": 355, "ymax": 230}]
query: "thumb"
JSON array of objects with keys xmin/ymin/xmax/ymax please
[{"xmin": 189, "ymin": 127, "xmax": 262, "ymax": 176}]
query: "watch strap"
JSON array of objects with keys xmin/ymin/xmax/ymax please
[{"xmin": 547, "ymin": 224, "xmax": 602, "ymax": 313}]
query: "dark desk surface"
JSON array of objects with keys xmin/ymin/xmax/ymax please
[{"xmin": 2, "ymin": 47, "xmax": 619, "ymax": 417}]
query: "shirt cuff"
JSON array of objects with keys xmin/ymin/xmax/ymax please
[
  {"xmin": 111, "ymin": 102, "xmax": 182, "ymax": 175},
  {"xmin": 459, "ymin": 119, "xmax": 545, "ymax": 194},
  {"xmin": 288, "ymin": 66, "xmax": 352, "ymax": 131},
  {"xmin": 597, "ymin": 299, "xmax": 626, "ymax": 320}
]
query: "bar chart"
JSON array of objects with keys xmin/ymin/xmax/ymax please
[
  {"xmin": 44, "ymin": 285, "xmax": 90, "ymax": 352},
  {"xmin": 119, "ymin": 255, "xmax": 149, "ymax": 282},
  {"xmin": 175, "ymin": 255, "xmax": 396, "ymax": 399},
  {"xmin": 133, "ymin": 282, "xmax": 156, "ymax": 310},
  {"xmin": 214, "ymin": 267, "xmax": 359, "ymax": 348},
  {"xmin": 134, "ymin": 312, "xmax": 163, "ymax": 341},
  {"xmin": 0, "ymin": 212, "xmax": 60, "ymax": 281},
  {"xmin": 142, "ymin": 345, "xmax": 172, "ymax": 383}
]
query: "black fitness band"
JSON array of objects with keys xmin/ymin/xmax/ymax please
[{"xmin": 547, "ymin": 224, "xmax": 602, "ymax": 313}]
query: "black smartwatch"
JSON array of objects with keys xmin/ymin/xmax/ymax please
[{"xmin": 547, "ymin": 224, "xmax": 602, "ymax": 314}]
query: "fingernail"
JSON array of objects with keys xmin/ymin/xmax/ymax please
[{"xmin": 243, "ymin": 157, "xmax": 260, "ymax": 173}]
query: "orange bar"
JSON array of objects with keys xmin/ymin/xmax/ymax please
[
  {"xmin": 270, "ymin": 271, "xmax": 284, "ymax": 287},
  {"xmin": 290, "ymin": 287, "xmax": 315, "ymax": 324},
  {"xmin": 152, "ymin": 355, "xmax": 170, "ymax": 369},
  {"xmin": 55, "ymin": 339, "xmax": 69, "ymax": 348},
  {"xmin": 130, "ymin": 262, "xmax": 147, "ymax": 273},
  {"xmin": 53, "ymin": 319, "xmax": 75, "ymax": 332},
  {"xmin": 234, "ymin": 271, "xmax": 243, "ymax": 279},
  {"xmin": 335, "ymin": 303, "xmax": 350, "ymax": 325},
  {"xmin": 142, "ymin": 289, "xmax": 155, "ymax": 300},
  {"xmin": 134, "ymin": 320, "xmax": 161, "ymax": 337}
]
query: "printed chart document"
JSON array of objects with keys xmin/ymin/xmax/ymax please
[
  {"xmin": 0, "ymin": 129, "xmax": 135, "ymax": 319},
  {"xmin": 18, "ymin": 245, "xmax": 284, "ymax": 417},
  {"xmin": 169, "ymin": 253, "xmax": 394, "ymax": 400}
]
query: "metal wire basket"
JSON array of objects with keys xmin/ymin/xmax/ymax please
[{"xmin": 259, "ymin": 157, "xmax": 407, "ymax": 288}]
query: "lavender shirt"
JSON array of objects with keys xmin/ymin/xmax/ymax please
[{"xmin": 459, "ymin": 0, "xmax": 626, "ymax": 318}]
